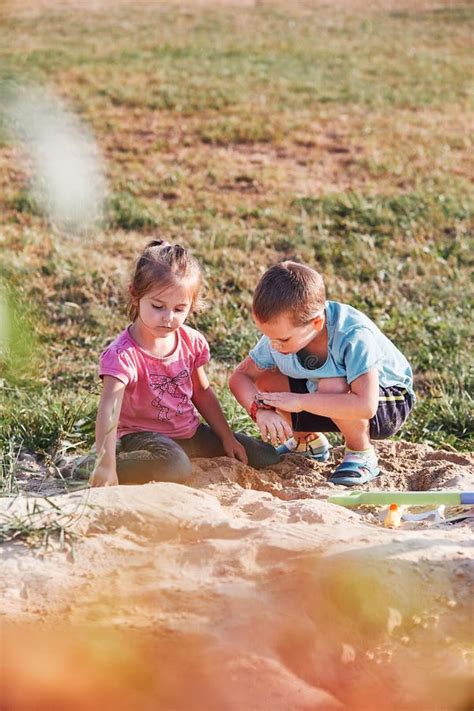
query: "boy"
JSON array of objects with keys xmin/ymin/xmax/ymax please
[{"xmin": 229, "ymin": 261, "xmax": 414, "ymax": 486}]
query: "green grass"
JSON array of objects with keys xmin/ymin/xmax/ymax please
[
  {"xmin": 107, "ymin": 192, "xmax": 158, "ymax": 230},
  {"xmin": 198, "ymin": 114, "xmax": 283, "ymax": 145},
  {"xmin": 0, "ymin": 0, "xmax": 473, "ymax": 487},
  {"xmin": 0, "ymin": 439, "xmax": 22, "ymax": 496},
  {"xmin": 2, "ymin": 5, "xmax": 472, "ymax": 111},
  {"xmin": 8, "ymin": 189, "xmax": 42, "ymax": 216},
  {"xmin": 0, "ymin": 389, "xmax": 95, "ymax": 455},
  {"xmin": 401, "ymin": 380, "xmax": 473, "ymax": 450},
  {"xmin": 0, "ymin": 495, "xmax": 91, "ymax": 553}
]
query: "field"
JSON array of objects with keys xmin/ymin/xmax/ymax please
[
  {"xmin": 1, "ymin": 0, "xmax": 473, "ymax": 480},
  {"xmin": 0, "ymin": 3, "xmax": 473, "ymax": 709}
]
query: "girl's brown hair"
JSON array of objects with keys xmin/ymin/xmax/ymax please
[
  {"xmin": 127, "ymin": 240, "xmax": 204, "ymax": 321},
  {"xmin": 252, "ymin": 261, "xmax": 326, "ymax": 325}
]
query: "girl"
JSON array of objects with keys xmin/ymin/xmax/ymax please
[{"xmin": 91, "ymin": 240, "xmax": 279, "ymax": 487}]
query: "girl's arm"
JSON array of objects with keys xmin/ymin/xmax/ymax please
[
  {"xmin": 91, "ymin": 375, "xmax": 126, "ymax": 487},
  {"xmin": 191, "ymin": 366, "xmax": 248, "ymax": 463}
]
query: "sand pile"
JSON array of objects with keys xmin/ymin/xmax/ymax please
[{"xmin": 1, "ymin": 440, "xmax": 473, "ymax": 710}]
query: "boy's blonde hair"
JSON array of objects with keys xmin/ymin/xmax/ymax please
[
  {"xmin": 252, "ymin": 261, "xmax": 326, "ymax": 326},
  {"xmin": 127, "ymin": 240, "xmax": 203, "ymax": 321}
]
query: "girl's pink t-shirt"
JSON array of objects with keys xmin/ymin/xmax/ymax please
[{"xmin": 99, "ymin": 325, "xmax": 210, "ymax": 439}]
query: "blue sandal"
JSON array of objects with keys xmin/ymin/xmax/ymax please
[{"xmin": 329, "ymin": 458, "xmax": 380, "ymax": 487}]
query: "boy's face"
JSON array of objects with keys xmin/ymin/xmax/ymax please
[{"xmin": 253, "ymin": 310, "xmax": 323, "ymax": 355}]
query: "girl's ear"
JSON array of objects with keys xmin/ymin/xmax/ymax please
[{"xmin": 128, "ymin": 284, "xmax": 139, "ymax": 303}]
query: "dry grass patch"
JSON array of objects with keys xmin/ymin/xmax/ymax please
[{"xmin": 1, "ymin": 0, "xmax": 473, "ymax": 464}]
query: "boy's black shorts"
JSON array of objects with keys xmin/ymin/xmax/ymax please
[{"xmin": 289, "ymin": 378, "xmax": 414, "ymax": 440}]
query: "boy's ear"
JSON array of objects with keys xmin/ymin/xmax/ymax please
[{"xmin": 312, "ymin": 313, "xmax": 325, "ymax": 331}]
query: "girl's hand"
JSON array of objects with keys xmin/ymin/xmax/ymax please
[
  {"xmin": 90, "ymin": 465, "xmax": 119, "ymax": 488},
  {"xmin": 258, "ymin": 391, "xmax": 304, "ymax": 414},
  {"xmin": 221, "ymin": 435, "xmax": 248, "ymax": 464},
  {"xmin": 255, "ymin": 409, "xmax": 293, "ymax": 446}
]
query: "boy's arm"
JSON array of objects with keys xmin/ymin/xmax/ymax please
[
  {"xmin": 191, "ymin": 366, "xmax": 248, "ymax": 463},
  {"xmin": 229, "ymin": 357, "xmax": 293, "ymax": 445},
  {"xmin": 261, "ymin": 369, "xmax": 379, "ymax": 420},
  {"xmin": 91, "ymin": 375, "xmax": 126, "ymax": 487},
  {"xmin": 228, "ymin": 356, "xmax": 267, "ymax": 413}
]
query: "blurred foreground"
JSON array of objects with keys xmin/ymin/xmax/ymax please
[{"xmin": 2, "ymin": 444, "xmax": 473, "ymax": 710}]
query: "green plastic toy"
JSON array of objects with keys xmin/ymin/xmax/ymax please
[{"xmin": 328, "ymin": 491, "xmax": 474, "ymax": 508}]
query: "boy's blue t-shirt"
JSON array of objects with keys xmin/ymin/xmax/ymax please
[{"xmin": 249, "ymin": 301, "xmax": 414, "ymax": 395}]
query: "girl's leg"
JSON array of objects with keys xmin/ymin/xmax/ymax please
[
  {"xmin": 119, "ymin": 431, "xmax": 193, "ymax": 484},
  {"xmin": 176, "ymin": 424, "xmax": 280, "ymax": 470}
]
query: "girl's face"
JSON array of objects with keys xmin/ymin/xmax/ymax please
[
  {"xmin": 135, "ymin": 281, "xmax": 193, "ymax": 335},
  {"xmin": 254, "ymin": 310, "xmax": 324, "ymax": 354}
]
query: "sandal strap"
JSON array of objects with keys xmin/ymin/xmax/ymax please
[
  {"xmin": 329, "ymin": 458, "xmax": 380, "ymax": 486},
  {"xmin": 334, "ymin": 461, "xmax": 373, "ymax": 474},
  {"xmin": 330, "ymin": 466, "xmax": 370, "ymax": 479}
]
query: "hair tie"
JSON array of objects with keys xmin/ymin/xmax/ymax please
[{"xmin": 146, "ymin": 239, "xmax": 171, "ymax": 250}]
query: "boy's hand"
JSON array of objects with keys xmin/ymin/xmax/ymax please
[
  {"xmin": 90, "ymin": 465, "xmax": 119, "ymax": 488},
  {"xmin": 221, "ymin": 435, "xmax": 248, "ymax": 464},
  {"xmin": 255, "ymin": 409, "xmax": 293, "ymax": 446},
  {"xmin": 259, "ymin": 391, "xmax": 304, "ymax": 414}
]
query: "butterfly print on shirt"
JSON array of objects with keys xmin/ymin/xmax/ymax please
[{"xmin": 149, "ymin": 369, "xmax": 190, "ymax": 421}]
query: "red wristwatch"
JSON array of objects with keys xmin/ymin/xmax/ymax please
[{"xmin": 249, "ymin": 397, "xmax": 275, "ymax": 422}]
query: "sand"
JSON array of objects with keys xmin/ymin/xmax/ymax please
[{"xmin": 1, "ymin": 440, "xmax": 473, "ymax": 710}]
